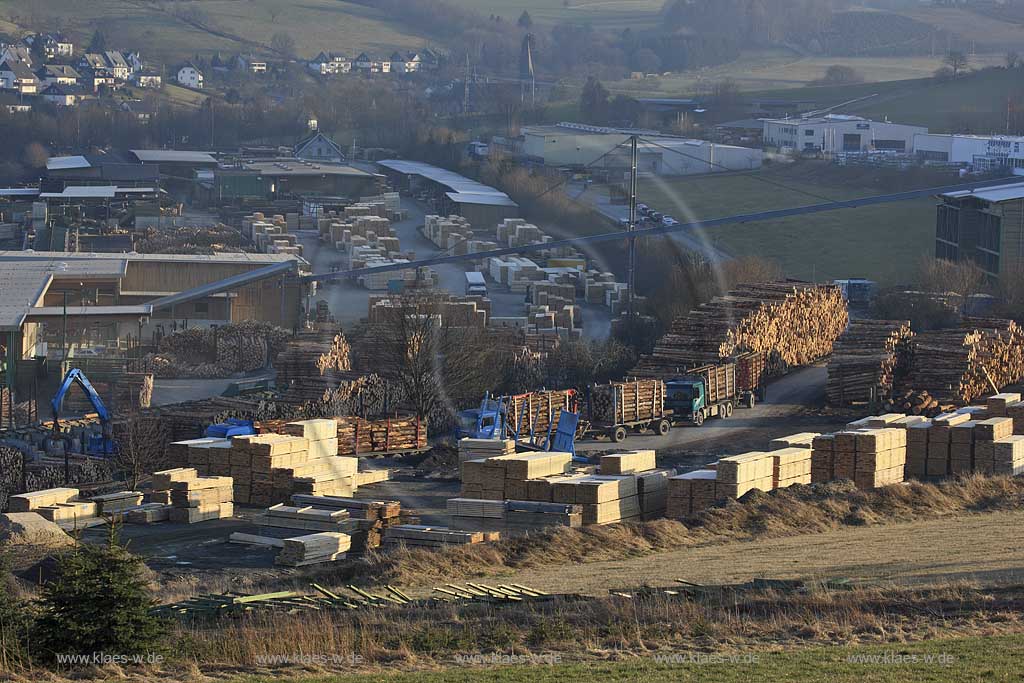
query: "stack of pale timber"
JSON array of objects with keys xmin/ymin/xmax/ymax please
[
  {"xmin": 460, "ymin": 452, "xmax": 573, "ymax": 500},
  {"xmin": 168, "ymin": 474, "xmax": 234, "ymax": 523},
  {"xmin": 258, "ymin": 414, "xmax": 426, "ymax": 456},
  {"xmin": 458, "ymin": 438, "xmax": 515, "ymax": 476},
  {"xmin": 924, "ymin": 412, "xmax": 973, "ymax": 477},
  {"xmin": 289, "ymin": 495, "xmax": 401, "ymax": 551},
  {"xmin": 599, "ymin": 450, "xmax": 657, "ymax": 474},
  {"xmin": 8, "ymin": 487, "xmax": 80, "ymax": 512},
  {"xmin": 89, "ymin": 490, "xmax": 144, "ymax": 515},
  {"xmin": 810, "ymin": 434, "xmax": 837, "ymax": 483},
  {"xmin": 1005, "ymin": 401, "xmax": 1024, "ymax": 434},
  {"xmin": 276, "ymin": 532, "xmax": 352, "ymax": 566},
  {"xmin": 831, "ymin": 429, "xmax": 905, "ymax": 489},
  {"xmin": 446, "ymin": 498, "xmax": 583, "ymax": 533},
  {"xmin": 633, "ymin": 281, "xmax": 848, "ymax": 378},
  {"xmin": 826, "ymin": 319, "xmax": 912, "ymax": 406},
  {"xmin": 589, "ymin": 380, "xmax": 665, "ymax": 425},
  {"xmin": 551, "ymin": 475, "xmax": 641, "ymax": 525},
  {"xmin": 769, "ymin": 433, "xmax": 818, "ymax": 450},
  {"xmin": 714, "ymin": 452, "xmax": 775, "ymax": 499},
  {"xmin": 383, "ymin": 525, "xmax": 497, "ymax": 549},
  {"xmin": 971, "ymin": 417, "xmax": 1015, "ymax": 474},
  {"xmin": 771, "ymin": 448, "xmax": 812, "ymax": 488}
]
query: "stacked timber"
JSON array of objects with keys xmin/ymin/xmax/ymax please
[
  {"xmin": 826, "ymin": 320, "xmax": 912, "ymax": 406},
  {"xmin": 771, "ymin": 448, "xmax": 812, "ymax": 488},
  {"xmin": 769, "ymin": 433, "xmax": 818, "ymax": 450},
  {"xmin": 810, "ymin": 434, "xmax": 837, "ymax": 483},
  {"xmin": 276, "ymin": 532, "xmax": 352, "ymax": 567},
  {"xmin": 714, "ymin": 452, "xmax": 775, "ymax": 499},
  {"xmin": 924, "ymin": 412, "xmax": 972, "ymax": 477},
  {"xmin": 168, "ymin": 475, "xmax": 234, "ymax": 523},
  {"xmin": 987, "ymin": 435, "xmax": 1024, "ymax": 476},
  {"xmin": 971, "ymin": 417, "xmax": 1015, "ymax": 474},
  {"xmin": 229, "ymin": 431, "xmax": 358, "ymax": 505},
  {"xmin": 458, "ymin": 438, "xmax": 515, "ymax": 476},
  {"xmin": 274, "ymin": 331, "xmax": 352, "ymax": 390},
  {"xmin": 987, "ymin": 393, "xmax": 1022, "ymax": 418},
  {"xmin": 383, "ymin": 525, "xmax": 496, "ymax": 549},
  {"xmin": 447, "ymin": 499, "xmax": 583, "ymax": 532},
  {"xmin": 904, "ymin": 421, "xmax": 933, "ymax": 478},
  {"xmin": 882, "ymin": 389, "xmax": 947, "ymax": 416},
  {"xmin": 599, "ymin": 450, "xmax": 656, "ymax": 474},
  {"xmin": 633, "ymin": 281, "xmax": 848, "ymax": 378},
  {"xmin": 900, "ymin": 322, "xmax": 1024, "ymax": 403},
  {"xmin": 460, "ymin": 452, "xmax": 573, "ymax": 500},
  {"xmin": 1008, "ymin": 402, "xmax": 1024, "ymax": 434},
  {"xmin": 89, "ymin": 491, "xmax": 144, "ymax": 515},
  {"xmin": 553, "ymin": 476, "xmax": 641, "ymax": 525},
  {"xmin": 258, "ymin": 414, "xmax": 426, "ymax": 456},
  {"xmin": 589, "ymin": 380, "xmax": 665, "ymax": 425},
  {"xmin": 666, "ymin": 470, "xmax": 716, "ymax": 517},
  {"xmin": 635, "ymin": 468, "xmax": 675, "ymax": 519},
  {"xmin": 835, "ymin": 429, "xmax": 906, "ymax": 489},
  {"xmin": 8, "ymin": 487, "xmax": 80, "ymax": 512},
  {"xmin": 288, "ymin": 495, "xmax": 401, "ymax": 551}
]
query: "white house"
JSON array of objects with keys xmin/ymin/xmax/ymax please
[
  {"xmin": 176, "ymin": 63, "xmax": 203, "ymax": 88},
  {"xmin": 131, "ymin": 72, "xmax": 162, "ymax": 88},
  {"xmin": 35, "ymin": 64, "xmax": 79, "ymax": 88},
  {"xmin": 40, "ymin": 84, "xmax": 78, "ymax": 106},
  {"xmin": 0, "ymin": 59, "xmax": 38, "ymax": 94},
  {"xmin": 309, "ymin": 52, "xmax": 352, "ymax": 75},
  {"xmin": 762, "ymin": 114, "xmax": 927, "ymax": 154},
  {"xmin": 294, "ymin": 131, "xmax": 346, "ymax": 163}
]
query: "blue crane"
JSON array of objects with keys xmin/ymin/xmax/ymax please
[{"xmin": 51, "ymin": 368, "xmax": 116, "ymax": 456}]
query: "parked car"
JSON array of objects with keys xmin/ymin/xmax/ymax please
[{"xmin": 662, "ymin": 216, "xmax": 678, "ymax": 226}]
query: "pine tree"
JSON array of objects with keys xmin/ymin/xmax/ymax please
[
  {"xmin": 518, "ymin": 10, "xmax": 533, "ymax": 29},
  {"xmin": 33, "ymin": 533, "xmax": 166, "ymax": 662},
  {"xmin": 87, "ymin": 29, "xmax": 107, "ymax": 53}
]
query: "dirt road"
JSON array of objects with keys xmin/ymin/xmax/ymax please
[{"xmin": 478, "ymin": 509, "xmax": 1024, "ymax": 596}]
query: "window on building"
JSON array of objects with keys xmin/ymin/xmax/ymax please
[
  {"xmin": 805, "ymin": 129, "xmax": 814, "ymax": 136},
  {"xmin": 194, "ymin": 302, "xmax": 209, "ymax": 315}
]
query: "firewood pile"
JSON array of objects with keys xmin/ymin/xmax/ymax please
[
  {"xmin": 144, "ymin": 322, "xmax": 291, "ymax": 379},
  {"xmin": 633, "ymin": 282, "xmax": 849, "ymax": 378},
  {"xmin": 877, "ymin": 389, "xmax": 952, "ymax": 417},
  {"xmin": 898, "ymin": 320, "xmax": 1024, "ymax": 403},
  {"xmin": 826, "ymin": 320, "xmax": 913, "ymax": 406},
  {"xmin": 133, "ymin": 225, "xmax": 253, "ymax": 255}
]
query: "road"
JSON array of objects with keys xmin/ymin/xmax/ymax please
[
  {"xmin": 301, "ymin": 197, "xmax": 611, "ymax": 338},
  {"xmin": 576, "ymin": 364, "xmax": 846, "ymax": 466},
  {"xmin": 568, "ymin": 180, "xmax": 731, "ymax": 264}
]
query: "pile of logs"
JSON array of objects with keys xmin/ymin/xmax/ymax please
[
  {"xmin": 633, "ymin": 281, "xmax": 848, "ymax": 378},
  {"xmin": 62, "ymin": 373, "xmax": 154, "ymax": 414},
  {"xmin": 258, "ymin": 414, "xmax": 427, "ymax": 456},
  {"xmin": 275, "ymin": 331, "xmax": 352, "ymax": 389},
  {"xmin": 877, "ymin": 389, "xmax": 952, "ymax": 417},
  {"xmin": 145, "ymin": 322, "xmax": 291, "ymax": 378},
  {"xmin": 826, "ymin": 320, "xmax": 913, "ymax": 406},
  {"xmin": 899, "ymin": 320, "xmax": 1024, "ymax": 403}
]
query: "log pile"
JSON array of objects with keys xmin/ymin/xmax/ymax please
[
  {"xmin": 258, "ymin": 414, "xmax": 426, "ymax": 456},
  {"xmin": 899, "ymin": 321, "xmax": 1024, "ymax": 403},
  {"xmin": 275, "ymin": 331, "xmax": 352, "ymax": 390},
  {"xmin": 145, "ymin": 322, "xmax": 291, "ymax": 379},
  {"xmin": 589, "ymin": 380, "xmax": 665, "ymax": 425},
  {"xmin": 826, "ymin": 320, "xmax": 912, "ymax": 406},
  {"xmin": 633, "ymin": 281, "xmax": 848, "ymax": 378}
]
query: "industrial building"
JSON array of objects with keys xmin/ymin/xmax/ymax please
[
  {"xmin": 518, "ymin": 123, "xmax": 762, "ymax": 176},
  {"xmin": 935, "ymin": 181, "xmax": 1024, "ymax": 281},
  {"xmin": 376, "ymin": 159, "xmax": 519, "ymax": 228},
  {"xmin": 763, "ymin": 115, "xmax": 927, "ymax": 154},
  {"xmin": 209, "ymin": 160, "xmax": 380, "ymax": 201},
  {"xmin": 914, "ymin": 133, "xmax": 1024, "ymax": 171}
]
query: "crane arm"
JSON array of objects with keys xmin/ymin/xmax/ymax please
[{"xmin": 51, "ymin": 368, "xmax": 112, "ymax": 425}]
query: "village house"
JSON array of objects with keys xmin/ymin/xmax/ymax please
[
  {"xmin": 176, "ymin": 63, "xmax": 204, "ymax": 88},
  {"xmin": 293, "ymin": 131, "xmax": 346, "ymax": 163},
  {"xmin": 238, "ymin": 55, "xmax": 267, "ymax": 74},
  {"xmin": 131, "ymin": 71, "xmax": 162, "ymax": 88},
  {"xmin": 1, "ymin": 45, "xmax": 33, "ymax": 67},
  {"xmin": 308, "ymin": 52, "xmax": 352, "ymax": 75},
  {"xmin": 34, "ymin": 64, "xmax": 79, "ymax": 88},
  {"xmin": 40, "ymin": 83, "xmax": 80, "ymax": 106},
  {"xmin": 26, "ymin": 33, "xmax": 74, "ymax": 59},
  {"xmin": 0, "ymin": 59, "xmax": 39, "ymax": 94}
]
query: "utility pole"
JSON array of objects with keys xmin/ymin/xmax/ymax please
[
  {"xmin": 627, "ymin": 134, "xmax": 638, "ymax": 317},
  {"xmin": 463, "ymin": 54, "xmax": 471, "ymax": 115}
]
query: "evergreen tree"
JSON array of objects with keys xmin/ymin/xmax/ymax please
[
  {"xmin": 518, "ymin": 10, "xmax": 533, "ymax": 29},
  {"xmin": 0, "ymin": 554, "xmax": 31, "ymax": 670},
  {"xmin": 580, "ymin": 76, "xmax": 610, "ymax": 123},
  {"xmin": 87, "ymin": 29, "xmax": 107, "ymax": 53},
  {"xmin": 33, "ymin": 534, "xmax": 166, "ymax": 662}
]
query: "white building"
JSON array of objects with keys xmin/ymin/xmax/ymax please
[
  {"xmin": 176, "ymin": 63, "xmax": 203, "ymax": 88},
  {"xmin": 914, "ymin": 133, "xmax": 1024, "ymax": 171},
  {"xmin": 520, "ymin": 123, "xmax": 762, "ymax": 176},
  {"xmin": 763, "ymin": 114, "xmax": 927, "ymax": 154}
]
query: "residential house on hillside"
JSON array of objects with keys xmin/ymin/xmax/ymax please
[
  {"xmin": 26, "ymin": 33, "xmax": 74, "ymax": 59},
  {"xmin": 79, "ymin": 64, "xmax": 116, "ymax": 92},
  {"xmin": 1, "ymin": 45, "xmax": 32, "ymax": 67},
  {"xmin": 35, "ymin": 64, "xmax": 79, "ymax": 88},
  {"xmin": 308, "ymin": 52, "xmax": 352, "ymax": 75},
  {"xmin": 103, "ymin": 51, "xmax": 132, "ymax": 80},
  {"xmin": 131, "ymin": 71, "xmax": 162, "ymax": 88},
  {"xmin": 294, "ymin": 131, "xmax": 346, "ymax": 163},
  {"xmin": 40, "ymin": 83, "xmax": 82, "ymax": 106},
  {"xmin": 0, "ymin": 59, "xmax": 38, "ymax": 94},
  {"xmin": 176, "ymin": 63, "xmax": 203, "ymax": 88},
  {"xmin": 354, "ymin": 53, "xmax": 390, "ymax": 74},
  {"xmin": 238, "ymin": 55, "xmax": 267, "ymax": 74}
]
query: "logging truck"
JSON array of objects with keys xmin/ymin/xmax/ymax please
[
  {"xmin": 580, "ymin": 378, "xmax": 671, "ymax": 443},
  {"xmin": 666, "ymin": 353, "xmax": 766, "ymax": 426}
]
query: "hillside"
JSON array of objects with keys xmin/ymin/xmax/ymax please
[{"xmin": 0, "ymin": 0, "xmax": 430, "ymax": 63}]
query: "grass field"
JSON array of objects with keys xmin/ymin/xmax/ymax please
[
  {"xmin": 631, "ymin": 162, "xmax": 940, "ymax": 283},
  {"xmin": 0, "ymin": 0, "xmax": 427, "ymax": 63},
  {"xmin": 242, "ymin": 634, "xmax": 1024, "ymax": 682},
  {"xmin": 446, "ymin": 0, "xmax": 663, "ymax": 29}
]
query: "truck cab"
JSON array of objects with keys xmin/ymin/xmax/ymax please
[
  {"xmin": 455, "ymin": 404, "xmax": 499, "ymax": 440},
  {"xmin": 665, "ymin": 379, "xmax": 707, "ymax": 424}
]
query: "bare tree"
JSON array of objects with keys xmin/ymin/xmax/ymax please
[
  {"xmin": 944, "ymin": 50, "xmax": 968, "ymax": 78},
  {"xmin": 917, "ymin": 255, "xmax": 986, "ymax": 301},
  {"xmin": 270, "ymin": 32, "xmax": 296, "ymax": 59},
  {"xmin": 112, "ymin": 416, "xmax": 168, "ymax": 491}
]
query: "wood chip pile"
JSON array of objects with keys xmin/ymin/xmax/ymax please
[
  {"xmin": 826, "ymin": 319, "xmax": 913, "ymax": 406},
  {"xmin": 633, "ymin": 281, "xmax": 848, "ymax": 378}
]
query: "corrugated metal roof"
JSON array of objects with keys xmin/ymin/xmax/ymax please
[
  {"xmin": 46, "ymin": 155, "xmax": 91, "ymax": 171},
  {"xmin": 377, "ymin": 159, "xmax": 512, "ymax": 199},
  {"xmin": 39, "ymin": 186, "xmax": 116, "ymax": 199},
  {"xmin": 130, "ymin": 149, "xmax": 218, "ymax": 164},
  {"xmin": 445, "ymin": 191, "xmax": 518, "ymax": 207},
  {"xmin": 0, "ymin": 251, "xmax": 302, "ymax": 265},
  {"xmin": 0, "ymin": 188, "xmax": 41, "ymax": 196},
  {"xmin": 940, "ymin": 181, "xmax": 1024, "ymax": 202},
  {"xmin": 24, "ymin": 304, "xmax": 152, "ymax": 320}
]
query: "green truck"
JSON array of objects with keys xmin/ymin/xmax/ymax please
[{"xmin": 665, "ymin": 352, "xmax": 766, "ymax": 426}]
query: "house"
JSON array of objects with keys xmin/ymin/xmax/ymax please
[
  {"xmin": 35, "ymin": 64, "xmax": 79, "ymax": 88},
  {"xmin": 26, "ymin": 33, "xmax": 74, "ymax": 59},
  {"xmin": 40, "ymin": 83, "xmax": 79, "ymax": 106},
  {"xmin": 131, "ymin": 71, "xmax": 162, "ymax": 88},
  {"xmin": 308, "ymin": 52, "xmax": 351, "ymax": 75},
  {"xmin": 238, "ymin": 55, "xmax": 267, "ymax": 74},
  {"xmin": 390, "ymin": 51, "xmax": 407, "ymax": 73},
  {"xmin": 1, "ymin": 46, "xmax": 32, "ymax": 67},
  {"xmin": 120, "ymin": 99, "xmax": 158, "ymax": 122},
  {"xmin": 935, "ymin": 181, "xmax": 1024, "ymax": 282},
  {"xmin": 79, "ymin": 65, "xmax": 116, "ymax": 92},
  {"xmin": 294, "ymin": 131, "xmax": 346, "ymax": 163},
  {"xmin": 79, "ymin": 53, "xmax": 108, "ymax": 72},
  {"xmin": 354, "ymin": 53, "xmax": 389, "ymax": 74},
  {"xmin": 0, "ymin": 59, "xmax": 38, "ymax": 94},
  {"xmin": 176, "ymin": 63, "xmax": 203, "ymax": 88},
  {"xmin": 0, "ymin": 91, "xmax": 31, "ymax": 113},
  {"xmin": 103, "ymin": 51, "xmax": 132, "ymax": 80}
]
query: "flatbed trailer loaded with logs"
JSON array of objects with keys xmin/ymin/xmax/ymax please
[{"xmin": 581, "ymin": 379, "xmax": 671, "ymax": 443}]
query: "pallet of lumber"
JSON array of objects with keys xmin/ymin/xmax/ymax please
[
  {"xmin": 168, "ymin": 475, "xmax": 234, "ymax": 523},
  {"xmin": 276, "ymin": 532, "xmax": 351, "ymax": 566},
  {"xmin": 36, "ymin": 501, "xmax": 97, "ymax": 523},
  {"xmin": 383, "ymin": 524, "xmax": 493, "ymax": 549},
  {"xmin": 126, "ymin": 504, "xmax": 171, "ymax": 524},
  {"xmin": 839, "ymin": 428, "xmax": 906, "ymax": 489},
  {"xmin": 826, "ymin": 320, "xmax": 912, "ymax": 406},
  {"xmin": 289, "ymin": 495, "xmax": 400, "ymax": 521},
  {"xmin": 635, "ymin": 468, "xmax": 675, "ymax": 519},
  {"xmin": 768, "ymin": 433, "xmax": 818, "ymax": 450},
  {"xmin": 9, "ymin": 487, "xmax": 79, "ymax": 512},
  {"xmin": 90, "ymin": 491, "xmax": 144, "ymax": 514},
  {"xmin": 666, "ymin": 469, "xmax": 717, "ymax": 517},
  {"xmin": 1008, "ymin": 401, "xmax": 1024, "ymax": 434},
  {"xmin": 152, "ymin": 467, "xmax": 199, "ymax": 490},
  {"xmin": 771, "ymin": 448, "xmax": 811, "ymax": 488},
  {"xmin": 458, "ymin": 438, "xmax": 515, "ymax": 476},
  {"xmin": 811, "ymin": 434, "xmax": 837, "ymax": 483},
  {"xmin": 987, "ymin": 393, "xmax": 1022, "ymax": 417},
  {"xmin": 632, "ymin": 281, "xmax": 848, "ymax": 378},
  {"xmin": 599, "ymin": 450, "xmax": 656, "ymax": 475},
  {"xmin": 904, "ymin": 421, "xmax": 932, "ymax": 478},
  {"xmin": 987, "ymin": 435, "xmax": 1024, "ymax": 476}
]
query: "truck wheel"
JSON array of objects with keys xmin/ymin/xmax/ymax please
[
  {"xmin": 694, "ymin": 410, "xmax": 705, "ymax": 426},
  {"xmin": 611, "ymin": 426, "xmax": 627, "ymax": 443},
  {"xmin": 746, "ymin": 394, "xmax": 756, "ymax": 409},
  {"xmin": 724, "ymin": 402, "xmax": 734, "ymax": 418},
  {"xmin": 657, "ymin": 419, "xmax": 670, "ymax": 436}
]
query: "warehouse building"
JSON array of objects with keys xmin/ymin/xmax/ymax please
[
  {"xmin": 935, "ymin": 182, "xmax": 1024, "ymax": 282},
  {"xmin": 211, "ymin": 159, "xmax": 380, "ymax": 200},
  {"xmin": 763, "ymin": 115, "xmax": 927, "ymax": 154},
  {"xmin": 914, "ymin": 133, "xmax": 1024, "ymax": 171},
  {"xmin": 519, "ymin": 123, "xmax": 762, "ymax": 176},
  {"xmin": 376, "ymin": 159, "xmax": 519, "ymax": 228}
]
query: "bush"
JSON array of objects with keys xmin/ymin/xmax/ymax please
[
  {"xmin": 33, "ymin": 537, "xmax": 166, "ymax": 664},
  {"xmin": 0, "ymin": 554, "xmax": 31, "ymax": 671}
]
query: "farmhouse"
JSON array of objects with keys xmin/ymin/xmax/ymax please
[
  {"xmin": 935, "ymin": 181, "xmax": 1024, "ymax": 282},
  {"xmin": 34, "ymin": 64, "xmax": 79, "ymax": 88},
  {"xmin": 176, "ymin": 63, "xmax": 204, "ymax": 88},
  {"xmin": 763, "ymin": 114, "xmax": 926, "ymax": 154},
  {"xmin": 0, "ymin": 59, "xmax": 38, "ymax": 94}
]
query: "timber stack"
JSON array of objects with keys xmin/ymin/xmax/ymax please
[
  {"xmin": 633, "ymin": 281, "xmax": 848, "ymax": 378},
  {"xmin": 899, "ymin": 320, "xmax": 1024, "ymax": 403},
  {"xmin": 258, "ymin": 414, "xmax": 426, "ymax": 456},
  {"xmin": 275, "ymin": 331, "xmax": 353, "ymax": 391},
  {"xmin": 826, "ymin": 320, "xmax": 912, "ymax": 406}
]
